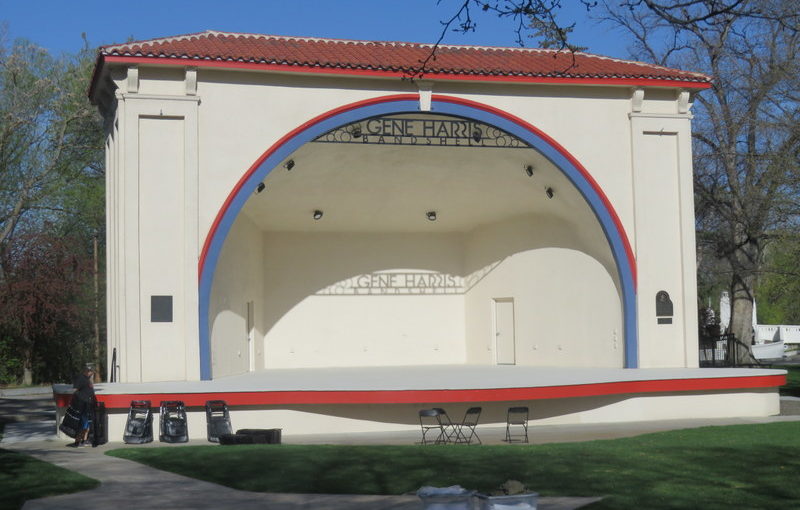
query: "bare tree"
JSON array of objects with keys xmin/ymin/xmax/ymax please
[
  {"xmin": 601, "ymin": 0, "xmax": 800, "ymax": 361},
  {"xmin": 427, "ymin": 0, "xmax": 797, "ymax": 71},
  {"xmin": 620, "ymin": 0, "xmax": 798, "ymax": 28},
  {"xmin": 410, "ymin": 0, "xmax": 595, "ymax": 78},
  {"xmin": 428, "ymin": 1, "xmax": 799, "ymax": 362},
  {"xmin": 439, "ymin": 0, "xmax": 595, "ymax": 47}
]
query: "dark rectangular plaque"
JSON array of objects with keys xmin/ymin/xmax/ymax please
[
  {"xmin": 656, "ymin": 291, "xmax": 674, "ymax": 317},
  {"xmin": 657, "ymin": 317, "xmax": 672, "ymax": 325},
  {"xmin": 151, "ymin": 295, "xmax": 173, "ymax": 323}
]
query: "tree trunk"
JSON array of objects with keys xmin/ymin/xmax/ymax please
[
  {"xmin": 21, "ymin": 346, "xmax": 33, "ymax": 386},
  {"xmin": 730, "ymin": 276, "xmax": 758, "ymax": 365},
  {"xmin": 20, "ymin": 318, "xmax": 34, "ymax": 385}
]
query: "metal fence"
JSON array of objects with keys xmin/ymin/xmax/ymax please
[{"xmin": 698, "ymin": 333, "xmax": 754, "ymax": 367}]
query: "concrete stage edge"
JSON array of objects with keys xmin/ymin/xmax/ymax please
[{"xmin": 54, "ymin": 365, "xmax": 786, "ymax": 442}]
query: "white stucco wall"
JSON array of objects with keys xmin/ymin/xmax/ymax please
[
  {"xmin": 196, "ymin": 72, "xmax": 417, "ymax": 241},
  {"xmin": 210, "ymin": 214, "xmax": 265, "ymax": 378},
  {"xmin": 261, "ymin": 231, "xmax": 466, "ymax": 369},
  {"xmin": 631, "ymin": 113, "xmax": 699, "ymax": 368},
  {"xmin": 463, "ymin": 215, "xmax": 623, "ymax": 367},
  {"xmin": 104, "ymin": 78, "xmax": 200, "ymax": 382},
  {"xmin": 138, "ymin": 117, "xmax": 188, "ymax": 381},
  {"xmin": 209, "ymin": 212, "xmax": 621, "ymax": 375},
  {"xmin": 101, "ymin": 63, "xmax": 699, "ymax": 381}
]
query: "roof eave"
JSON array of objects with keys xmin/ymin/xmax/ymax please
[{"xmin": 95, "ymin": 54, "xmax": 713, "ymax": 90}]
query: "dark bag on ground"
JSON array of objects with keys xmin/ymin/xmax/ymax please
[
  {"xmin": 219, "ymin": 428, "xmax": 282, "ymax": 445},
  {"xmin": 59, "ymin": 398, "xmax": 82, "ymax": 438},
  {"xmin": 91, "ymin": 401, "xmax": 108, "ymax": 446}
]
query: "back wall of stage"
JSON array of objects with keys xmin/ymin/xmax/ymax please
[{"xmin": 209, "ymin": 211, "xmax": 624, "ymax": 375}]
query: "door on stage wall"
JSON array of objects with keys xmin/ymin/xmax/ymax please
[
  {"xmin": 247, "ymin": 301, "xmax": 255, "ymax": 372},
  {"xmin": 494, "ymin": 298, "xmax": 516, "ymax": 365}
]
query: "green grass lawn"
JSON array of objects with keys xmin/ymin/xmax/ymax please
[
  {"xmin": 108, "ymin": 422, "xmax": 800, "ymax": 510},
  {"xmin": 0, "ymin": 418, "xmax": 98, "ymax": 510},
  {"xmin": 0, "ymin": 448, "xmax": 99, "ymax": 510}
]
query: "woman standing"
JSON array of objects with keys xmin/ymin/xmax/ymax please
[{"xmin": 69, "ymin": 366, "xmax": 95, "ymax": 447}]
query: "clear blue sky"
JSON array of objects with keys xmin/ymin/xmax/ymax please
[{"xmin": 0, "ymin": 0, "xmax": 630, "ymax": 58}]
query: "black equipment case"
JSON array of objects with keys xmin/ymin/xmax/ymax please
[
  {"xmin": 205, "ymin": 400, "xmax": 232, "ymax": 443},
  {"xmin": 159, "ymin": 400, "xmax": 189, "ymax": 443},
  {"xmin": 123, "ymin": 400, "xmax": 153, "ymax": 444}
]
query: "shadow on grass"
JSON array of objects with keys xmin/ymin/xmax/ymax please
[
  {"xmin": 0, "ymin": 448, "xmax": 99, "ymax": 510},
  {"xmin": 108, "ymin": 422, "xmax": 800, "ymax": 510}
]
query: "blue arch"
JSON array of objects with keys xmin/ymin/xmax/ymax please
[{"xmin": 198, "ymin": 95, "xmax": 638, "ymax": 379}]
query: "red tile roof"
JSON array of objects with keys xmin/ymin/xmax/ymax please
[{"xmin": 97, "ymin": 30, "xmax": 711, "ymax": 87}]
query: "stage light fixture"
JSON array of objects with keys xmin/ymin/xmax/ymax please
[
  {"xmin": 545, "ymin": 187, "xmax": 554, "ymax": 199},
  {"xmin": 525, "ymin": 165, "xmax": 534, "ymax": 177},
  {"xmin": 426, "ymin": 211, "xmax": 437, "ymax": 221},
  {"xmin": 313, "ymin": 210, "xmax": 323, "ymax": 220},
  {"xmin": 284, "ymin": 159, "xmax": 295, "ymax": 171},
  {"xmin": 351, "ymin": 125, "xmax": 363, "ymax": 138},
  {"xmin": 256, "ymin": 182, "xmax": 266, "ymax": 193},
  {"xmin": 472, "ymin": 129, "xmax": 482, "ymax": 143}
]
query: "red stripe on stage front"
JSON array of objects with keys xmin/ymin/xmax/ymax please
[{"xmin": 54, "ymin": 374, "xmax": 785, "ymax": 409}]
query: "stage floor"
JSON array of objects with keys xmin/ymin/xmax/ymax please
[{"xmin": 55, "ymin": 365, "xmax": 786, "ymax": 408}]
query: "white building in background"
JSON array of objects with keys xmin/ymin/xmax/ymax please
[
  {"xmin": 72, "ymin": 32, "xmax": 785, "ymax": 441},
  {"xmin": 719, "ymin": 291, "xmax": 800, "ymax": 359}
]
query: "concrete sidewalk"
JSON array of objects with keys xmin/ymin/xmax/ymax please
[
  {"xmin": 8, "ymin": 439, "xmax": 601, "ymax": 510},
  {"xmin": 6, "ymin": 414, "xmax": 800, "ymax": 510},
  {"xmin": 13, "ymin": 440, "xmax": 422, "ymax": 510},
  {"xmin": 0, "ymin": 386, "xmax": 52, "ymax": 398}
]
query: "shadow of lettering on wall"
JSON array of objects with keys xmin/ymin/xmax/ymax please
[{"xmin": 315, "ymin": 264, "xmax": 502, "ymax": 296}]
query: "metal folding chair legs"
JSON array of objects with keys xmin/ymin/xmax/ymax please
[
  {"xmin": 419, "ymin": 408, "xmax": 448, "ymax": 445},
  {"xmin": 504, "ymin": 406, "xmax": 529, "ymax": 443},
  {"xmin": 453, "ymin": 407, "xmax": 482, "ymax": 445}
]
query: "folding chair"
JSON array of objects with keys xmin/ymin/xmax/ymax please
[
  {"xmin": 433, "ymin": 408, "xmax": 459, "ymax": 443},
  {"xmin": 419, "ymin": 409, "xmax": 447, "ymax": 445},
  {"xmin": 504, "ymin": 406, "xmax": 529, "ymax": 443},
  {"xmin": 453, "ymin": 406, "xmax": 482, "ymax": 445}
]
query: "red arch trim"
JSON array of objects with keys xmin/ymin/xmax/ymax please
[
  {"xmin": 196, "ymin": 93, "xmax": 642, "ymax": 373},
  {"xmin": 432, "ymin": 94, "xmax": 638, "ymax": 288},
  {"xmin": 198, "ymin": 94, "xmax": 420, "ymax": 280},
  {"xmin": 198, "ymin": 93, "xmax": 637, "ymax": 288}
]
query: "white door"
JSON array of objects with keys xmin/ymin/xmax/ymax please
[
  {"xmin": 494, "ymin": 298, "xmax": 516, "ymax": 365},
  {"xmin": 246, "ymin": 301, "xmax": 255, "ymax": 372}
]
